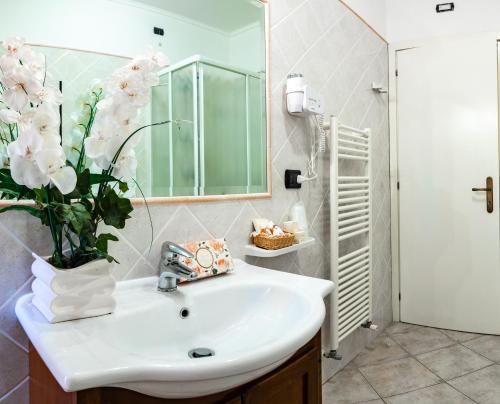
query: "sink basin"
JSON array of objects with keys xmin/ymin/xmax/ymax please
[{"xmin": 16, "ymin": 259, "xmax": 334, "ymax": 399}]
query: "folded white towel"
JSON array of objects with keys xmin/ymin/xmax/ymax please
[
  {"xmin": 32, "ymin": 279, "xmax": 116, "ymax": 323},
  {"xmin": 32, "ymin": 295, "xmax": 115, "ymax": 323}
]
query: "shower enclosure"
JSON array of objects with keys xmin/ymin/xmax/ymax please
[{"xmin": 150, "ymin": 55, "xmax": 267, "ymax": 197}]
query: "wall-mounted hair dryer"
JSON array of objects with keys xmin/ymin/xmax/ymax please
[{"xmin": 286, "ymin": 73, "xmax": 325, "ymax": 116}]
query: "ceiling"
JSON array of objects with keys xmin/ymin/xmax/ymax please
[{"xmin": 134, "ymin": 0, "xmax": 264, "ymax": 33}]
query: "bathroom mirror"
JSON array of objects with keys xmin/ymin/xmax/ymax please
[{"xmin": 0, "ymin": 0, "xmax": 270, "ymax": 202}]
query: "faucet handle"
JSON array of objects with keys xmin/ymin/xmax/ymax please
[{"xmin": 161, "ymin": 241, "xmax": 194, "ymax": 259}]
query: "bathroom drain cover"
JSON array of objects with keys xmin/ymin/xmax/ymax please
[{"xmin": 188, "ymin": 348, "xmax": 215, "ymax": 358}]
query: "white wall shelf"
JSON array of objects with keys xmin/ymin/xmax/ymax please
[{"xmin": 244, "ymin": 237, "xmax": 315, "ymax": 258}]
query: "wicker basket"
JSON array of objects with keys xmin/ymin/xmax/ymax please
[{"xmin": 253, "ymin": 232, "xmax": 296, "ymax": 250}]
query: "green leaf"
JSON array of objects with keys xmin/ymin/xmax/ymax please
[
  {"xmin": 96, "ymin": 233, "xmax": 119, "ymax": 254},
  {"xmin": 89, "ymin": 172, "xmax": 126, "ymax": 187},
  {"xmin": 99, "ymin": 188, "xmax": 133, "ymax": 229},
  {"xmin": 76, "ymin": 169, "xmax": 91, "ymax": 195},
  {"xmin": 80, "ymin": 197, "xmax": 93, "ymax": 212},
  {"xmin": 52, "ymin": 202, "xmax": 92, "ymax": 235},
  {"xmin": 82, "ymin": 246, "xmax": 118, "ymax": 264},
  {"xmin": 118, "ymin": 181, "xmax": 129, "ymax": 193}
]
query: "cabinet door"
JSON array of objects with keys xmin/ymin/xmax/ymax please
[
  {"xmin": 243, "ymin": 348, "xmax": 320, "ymax": 404},
  {"xmin": 224, "ymin": 398, "xmax": 242, "ymax": 404}
]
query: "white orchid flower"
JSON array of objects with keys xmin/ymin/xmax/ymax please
[
  {"xmin": 101, "ymin": 98, "xmax": 138, "ymax": 129},
  {"xmin": 84, "ymin": 135, "xmax": 109, "ymax": 163},
  {"xmin": 104, "ymin": 134, "xmax": 126, "ymax": 162},
  {"xmin": 35, "ymin": 86, "xmax": 63, "ymax": 105},
  {"xmin": 0, "ymin": 54, "xmax": 19, "ymax": 73},
  {"xmin": 144, "ymin": 46, "xmax": 169, "ymax": 68},
  {"xmin": 7, "ymin": 129, "xmax": 47, "ymax": 189},
  {"xmin": 107, "ymin": 70, "xmax": 141, "ymax": 93},
  {"xmin": 19, "ymin": 47, "xmax": 46, "ymax": 81},
  {"xmin": 112, "ymin": 149, "xmax": 137, "ymax": 181},
  {"xmin": 15, "ymin": 108, "xmax": 35, "ymax": 131},
  {"xmin": 2, "ymin": 66, "xmax": 43, "ymax": 111},
  {"xmin": 2, "ymin": 37, "xmax": 25, "ymax": 57},
  {"xmin": 84, "ymin": 116, "xmax": 117, "ymax": 163},
  {"xmin": 7, "ymin": 128, "xmax": 76, "ymax": 194},
  {"xmin": 0, "ymin": 108, "xmax": 21, "ymax": 124},
  {"xmin": 31, "ymin": 103, "xmax": 60, "ymax": 140},
  {"xmin": 125, "ymin": 57, "xmax": 154, "ymax": 75},
  {"xmin": 121, "ymin": 87, "xmax": 150, "ymax": 108},
  {"xmin": 35, "ymin": 148, "xmax": 77, "ymax": 194},
  {"xmin": 96, "ymin": 96, "xmax": 114, "ymax": 111}
]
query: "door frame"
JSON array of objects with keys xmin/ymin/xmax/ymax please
[{"xmin": 388, "ymin": 32, "xmax": 500, "ymax": 322}]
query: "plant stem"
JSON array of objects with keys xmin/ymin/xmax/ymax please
[{"xmin": 44, "ymin": 187, "xmax": 62, "ymax": 267}]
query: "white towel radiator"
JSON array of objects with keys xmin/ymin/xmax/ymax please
[{"xmin": 325, "ymin": 116, "xmax": 375, "ymax": 359}]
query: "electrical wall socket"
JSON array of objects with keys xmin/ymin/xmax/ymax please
[{"xmin": 285, "ymin": 169, "xmax": 302, "ymax": 189}]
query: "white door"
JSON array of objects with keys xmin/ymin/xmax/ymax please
[{"xmin": 397, "ymin": 33, "xmax": 500, "ymax": 334}]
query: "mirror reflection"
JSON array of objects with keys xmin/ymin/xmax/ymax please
[{"xmin": 0, "ymin": 0, "xmax": 268, "ymax": 199}]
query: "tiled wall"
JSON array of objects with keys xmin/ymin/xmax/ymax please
[{"xmin": 0, "ymin": 0, "xmax": 391, "ymax": 402}]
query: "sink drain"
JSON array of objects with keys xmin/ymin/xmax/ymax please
[{"xmin": 188, "ymin": 348, "xmax": 215, "ymax": 358}]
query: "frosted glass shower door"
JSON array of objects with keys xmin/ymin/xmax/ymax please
[
  {"xmin": 200, "ymin": 63, "xmax": 248, "ymax": 195},
  {"xmin": 151, "ymin": 63, "xmax": 198, "ymax": 196},
  {"xmin": 171, "ymin": 64, "xmax": 198, "ymax": 196}
]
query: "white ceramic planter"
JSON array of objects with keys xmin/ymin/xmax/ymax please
[{"xmin": 31, "ymin": 253, "xmax": 116, "ymax": 323}]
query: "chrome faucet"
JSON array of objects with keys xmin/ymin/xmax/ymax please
[{"xmin": 158, "ymin": 241, "xmax": 197, "ymax": 293}]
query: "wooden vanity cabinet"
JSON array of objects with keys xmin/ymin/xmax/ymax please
[{"xmin": 29, "ymin": 332, "xmax": 322, "ymax": 404}]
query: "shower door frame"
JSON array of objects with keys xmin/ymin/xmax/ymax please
[{"xmin": 388, "ymin": 32, "xmax": 500, "ymax": 323}]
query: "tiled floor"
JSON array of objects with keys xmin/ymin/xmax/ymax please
[{"xmin": 323, "ymin": 322, "xmax": 500, "ymax": 403}]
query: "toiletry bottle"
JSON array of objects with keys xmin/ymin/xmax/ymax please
[{"xmin": 289, "ymin": 201, "xmax": 308, "ymax": 237}]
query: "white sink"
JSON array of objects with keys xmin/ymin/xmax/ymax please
[{"xmin": 16, "ymin": 259, "xmax": 334, "ymax": 399}]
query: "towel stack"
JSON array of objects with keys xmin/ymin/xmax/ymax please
[{"xmin": 31, "ymin": 253, "xmax": 116, "ymax": 323}]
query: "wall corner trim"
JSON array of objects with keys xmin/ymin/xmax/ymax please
[{"xmin": 338, "ymin": 0, "xmax": 388, "ymax": 44}]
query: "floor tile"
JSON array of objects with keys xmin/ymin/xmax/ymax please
[
  {"xmin": 359, "ymin": 357, "xmax": 440, "ymax": 398},
  {"xmin": 353, "ymin": 335, "xmax": 408, "ymax": 367},
  {"xmin": 384, "ymin": 322, "xmax": 418, "ymax": 335},
  {"xmin": 391, "ymin": 326, "xmax": 454, "ymax": 355},
  {"xmin": 463, "ymin": 335, "xmax": 500, "ymax": 362},
  {"xmin": 416, "ymin": 344, "xmax": 493, "ymax": 380},
  {"xmin": 440, "ymin": 329, "xmax": 482, "ymax": 343},
  {"xmin": 384, "ymin": 383, "xmax": 474, "ymax": 404},
  {"xmin": 449, "ymin": 364, "xmax": 500, "ymax": 402},
  {"xmin": 323, "ymin": 368, "xmax": 379, "ymax": 404}
]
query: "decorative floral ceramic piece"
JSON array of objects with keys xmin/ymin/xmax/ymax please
[{"xmin": 178, "ymin": 238, "xmax": 234, "ymax": 282}]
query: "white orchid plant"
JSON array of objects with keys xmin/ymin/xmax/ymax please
[{"xmin": 0, "ymin": 37, "xmax": 168, "ymax": 268}]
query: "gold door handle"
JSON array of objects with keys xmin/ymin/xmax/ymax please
[{"xmin": 472, "ymin": 176, "xmax": 493, "ymax": 213}]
